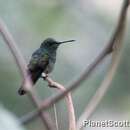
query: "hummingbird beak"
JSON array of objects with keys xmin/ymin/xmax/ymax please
[{"xmin": 58, "ymin": 40, "xmax": 75, "ymax": 44}]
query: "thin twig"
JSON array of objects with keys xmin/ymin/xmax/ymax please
[
  {"xmin": 53, "ymin": 104, "xmax": 59, "ymax": 130},
  {"xmin": 43, "ymin": 75, "xmax": 76, "ymax": 130},
  {"xmin": 77, "ymin": 0, "xmax": 129, "ymax": 129},
  {"xmin": 0, "ymin": 19, "xmax": 54, "ymax": 130}
]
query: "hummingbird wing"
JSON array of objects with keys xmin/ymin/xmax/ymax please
[
  {"xmin": 18, "ymin": 50, "xmax": 49, "ymax": 95},
  {"xmin": 28, "ymin": 50, "xmax": 49, "ymax": 84}
]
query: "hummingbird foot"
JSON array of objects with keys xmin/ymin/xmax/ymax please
[
  {"xmin": 41, "ymin": 73, "xmax": 57, "ymax": 88},
  {"xmin": 41, "ymin": 73, "xmax": 48, "ymax": 80}
]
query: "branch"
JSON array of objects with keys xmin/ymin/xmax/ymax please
[
  {"xmin": 0, "ymin": 18, "xmax": 54, "ymax": 130},
  {"xmin": 77, "ymin": 0, "xmax": 129, "ymax": 129},
  {"xmin": 27, "ymin": 90, "xmax": 56, "ymax": 130},
  {"xmin": 42, "ymin": 74, "xmax": 76, "ymax": 130},
  {"xmin": 0, "ymin": 19, "xmax": 32, "ymax": 91}
]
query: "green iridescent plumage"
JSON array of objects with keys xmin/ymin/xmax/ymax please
[{"xmin": 18, "ymin": 38, "xmax": 75, "ymax": 95}]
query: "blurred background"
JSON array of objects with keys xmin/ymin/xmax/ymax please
[{"xmin": 0, "ymin": 0, "xmax": 130, "ymax": 130}]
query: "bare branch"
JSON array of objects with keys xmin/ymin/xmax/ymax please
[
  {"xmin": 28, "ymin": 90, "xmax": 56, "ymax": 130},
  {"xmin": 0, "ymin": 19, "xmax": 54, "ymax": 130},
  {"xmin": 43, "ymin": 75, "xmax": 76, "ymax": 130},
  {"xmin": 53, "ymin": 104, "xmax": 59, "ymax": 130},
  {"xmin": 77, "ymin": 0, "xmax": 129, "ymax": 129},
  {"xmin": 0, "ymin": 18, "xmax": 32, "ymax": 91}
]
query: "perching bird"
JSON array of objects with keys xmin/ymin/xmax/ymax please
[{"xmin": 18, "ymin": 38, "xmax": 75, "ymax": 95}]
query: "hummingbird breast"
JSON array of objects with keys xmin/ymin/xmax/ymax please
[{"xmin": 44, "ymin": 56, "xmax": 56, "ymax": 74}]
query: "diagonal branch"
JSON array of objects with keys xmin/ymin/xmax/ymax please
[
  {"xmin": 0, "ymin": 18, "xmax": 54, "ymax": 130},
  {"xmin": 0, "ymin": 19, "xmax": 32, "ymax": 91},
  {"xmin": 77, "ymin": 0, "xmax": 129, "ymax": 129}
]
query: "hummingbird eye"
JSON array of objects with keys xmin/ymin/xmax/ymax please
[{"xmin": 47, "ymin": 42, "xmax": 53, "ymax": 46}]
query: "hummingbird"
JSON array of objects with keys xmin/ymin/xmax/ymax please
[{"xmin": 18, "ymin": 38, "xmax": 75, "ymax": 95}]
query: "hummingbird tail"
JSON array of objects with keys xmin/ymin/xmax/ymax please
[{"xmin": 18, "ymin": 69, "xmax": 42, "ymax": 96}]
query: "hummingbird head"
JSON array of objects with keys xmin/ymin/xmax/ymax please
[{"xmin": 40, "ymin": 38, "xmax": 75, "ymax": 51}]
